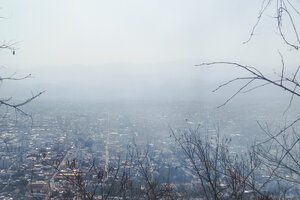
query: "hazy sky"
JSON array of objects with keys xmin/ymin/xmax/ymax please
[
  {"xmin": 0, "ymin": 0, "xmax": 299, "ymax": 101},
  {"xmin": 0, "ymin": 0, "xmax": 278, "ymax": 66}
]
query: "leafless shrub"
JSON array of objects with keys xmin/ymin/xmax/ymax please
[
  {"xmin": 193, "ymin": 0, "xmax": 300, "ymax": 198},
  {"xmin": 171, "ymin": 125, "xmax": 271, "ymax": 199},
  {"xmin": 129, "ymin": 142, "xmax": 177, "ymax": 200}
]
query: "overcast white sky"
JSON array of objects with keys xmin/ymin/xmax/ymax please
[
  {"xmin": 0, "ymin": 0, "xmax": 277, "ymax": 66},
  {"xmin": 0, "ymin": 0, "xmax": 299, "ymax": 101}
]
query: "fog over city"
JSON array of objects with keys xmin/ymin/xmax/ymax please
[
  {"xmin": 0, "ymin": 0, "xmax": 299, "ymax": 199},
  {"xmin": 0, "ymin": 0, "xmax": 298, "ymax": 103}
]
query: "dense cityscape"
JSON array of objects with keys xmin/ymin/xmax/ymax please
[
  {"xmin": 0, "ymin": 101, "xmax": 298, "ymax": 199},
  {"xmin": 1, "ymin": 1, "xmax": 300, "ymax": 199}
]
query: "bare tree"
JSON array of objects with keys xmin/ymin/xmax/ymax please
[
  {"xmin": 129, "ymin": 142, "xmax": 177, "ymax": 200},
  {"xmin": 193, "ymin": 0, "xmax": 300, "ymax": 198},
  {"xmin": 252, "ymin": 120, "xmax": 300, "ymax": 197},
  {"xmin": 196, "ymin": 0, "xmax": 299, "ymax": 111},
  {"xmin": 0, "ymin": 41, "xmax": 44, "ymax": 118},
  {"xmin": 0, "ymin": 32, "xmax": 44, "ymax": 198},
  {"xmin": 244, "ymin": 0, "xmax": 300, "ymax": 50},
  {"xmin": 41, "ymin": 141, "xmax": 179, "ymax": 200},
  {"xmin": 42, "ymin": 152, "xmax": 121, "ymax": 199},
  {"xmin": 171, "ymin": 125, "xmax": 273, "ymax": 199}
]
